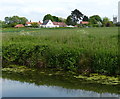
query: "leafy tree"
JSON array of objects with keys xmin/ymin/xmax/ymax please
[
  {"xmin": 102, "ymin": 17, "xmax": 110, "ymax": 27},
  {"xmin": 5, "ymin": 17, "xmax": 10, "ymax": 24},
  {"xmin": 116, "ymin": 22, "xmax": 120, "ymax": 27},
  {"xmin": 83, "ymin": 16, "xmax": 89, "ymax": 21},
  {"xmin": 89, "ymin": 15, "xmax": 102, "ymax": 23},
  {"xmin": 89, "ymin": 15, "xmax": 102, "ymax": 26},
  {"xmin": 105, "ymin": 21, "xmax": 113, "ymax": 27},
  {"xmin": 66, "ymin": 15, "xmax": 75, "ymax": 26},
  {"xmin": 43, "ymin": 14, "xmax": 64, "ymax": 22},
  {"xmin": 31, "ymin": 22, "xmax": 39, "ymax": 28},
  {"xmin": 43, "ymin": 14, "xmax": 54, "ymax": 21},
  {"xmin": 4, "ymin": 16, "xmax": 28, "ymax": 27},
  {"xmin": 0, "ymin": 20, "xmax": 8, "ymax": 28},
  {"xmin": 89, "ymin": 18, "xmax": 96, "ymax": 24},
  {"xmin": 0, "ymin": 20, "xmax": 2, "ymax": 28},
  {"xmin": 71, "ymin": 9, "xmax": 83, "ymax": 25},
  {"xmin": 59, "ymin": 17, "xmax": 66, "ymax": 23},
  {"xmin": 52, "ymin": 16, "xmax": 62, "ymax": 22},
  {"xmin": 19, "ymin": 17, "xmax": 28, "ymax": 25}
]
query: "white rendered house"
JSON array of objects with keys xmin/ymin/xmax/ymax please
[{"xmin": 42, "ymin": 20, "xmax": 59, "ymax": 28}]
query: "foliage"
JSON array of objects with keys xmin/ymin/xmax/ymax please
[
  {"xmin": 43, "ymin": 14, "xmax": 54, "ymax": 21},
  {"xmin": 59, "ymin": 17, "xmax": 66, "ymax": 23},
  {"xmin": 116, "ymin": 22, "xmax": 120, "ymax": 27},
  {"xmin": 66, "ymin": 15, "xmax": 75, "ymax": 26},
  {"xmin": 74, "ymin": 73, "xmax": 120, "ymax": 85},
  {"xmin": 83, "ymin": 16, "xmax": 89, "ymax": 21},
  {"xmin": 66, "ymin": 9, "xmax": 84, "ymax": 26},
  {"xmin": 3, "ymin": 68, "xmax": 120, "ymax": 94},
  {"xmin": 89, "ymin": 15, "xmax": 102, "ymax": 27},
  {"xmin": 52, "ymin": 16, "xmax": 62, "ymax": 22},
  {"xmin": 105, "ymin": 21, "xmax": 114, "ymax": 27},
  {"xmin": 89, "ymin": 15, "xmax": 102, "ymax": 22},
  {"xmin": 102, "ymin": 17, "xmax": 114, "ymax": 27},
  {"xmin": 102, "ymin": 17, "xmax": 110, "ymax": 25},
  {"xmin": 4, "ymin": 16, "xmax": 28, "ymax": 27},
  {"xmin": 43, "ymin": 14, "xmax": 63, "ymax": 22},
  {"xmin": 71, "ymin": 9, "xmax": 84, "ymax": 25},
  {"xmin": 2, "ymin": 27, "xmax": 119, "ymax": 75},
  {"xmin": 31, "ymin": 22, "xmax": 39, "ymax": 28}
]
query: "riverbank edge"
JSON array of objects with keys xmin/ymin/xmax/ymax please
[{"xmin": 2, "ymin": 65, "xmax": 120, "ymax": 86}]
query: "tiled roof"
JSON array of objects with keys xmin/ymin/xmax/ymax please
[
  {"xmin": 26, "ymin": 22, "xmax": 31, "ymax": 24},
  {"xmin": 80, "ymin": 21, "xmax": 89, "ymax": 24},
  {"xmin": 53, "ymin": 22, "xmax": 67, "ymax": 26},
  {"xmin": 26, "ymin": 21, "xmax": 42, "ymax": 24},
  {"xmin": 42, "ymin": 20, "xmax": 49, "ymax": 25},
  {"xmin": 15, "ymin": 24, "xmax": 24, "ymax": 27}
]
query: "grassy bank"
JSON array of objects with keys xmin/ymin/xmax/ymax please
[{"xmin": 2, "ymin": 27, "xmax": 119, "ymax": 75}]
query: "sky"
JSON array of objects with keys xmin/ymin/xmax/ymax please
[{"xmin": 0, "ymin": 0, "xmax": 119, "ymax": 22}]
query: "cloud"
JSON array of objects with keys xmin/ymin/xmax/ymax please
[{"xmin": 0, "ymin": 0, "xmax": 119, "ymax": 21}]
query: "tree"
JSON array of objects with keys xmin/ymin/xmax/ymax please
[
  {"xmin": 89, "ymin": 15, "xmax": 102, "ymax": 26},
  {"xmin": 4, "ymin": 16, "xmax": 28, "ymax": 27},
  {"xmin": 59, "ymin": 17, "xmax": 66, "ymax": 23},
  {"xmin": 0, "ymin": 20, "xmax": 2, "ymax": 28},
  {"xmin": 5, "ymin": 17, "xmax": 10, "ymax": 24},
  {"xmin": 43, "ymin": 14, "xmax": 54, "ymax": 21},
  {"xmin": 19, "ymin": 17, "xmax": 28, "ymax": 25},
  {"xmin": 43, "ymin": 14, "xmax": 64, "ymax": 22},
  {"xmin": 66, "ymin": 15, "xmax": 75, "ymax": 26},
  {"xmin": 52, "ymin": 16, "xmax": 62, "ymax": 22},
  {"xmin": 102, "ymin": 17, "xmax": 114, "ymax": 27},
  {"xmin": 0, "ymin": 20, "xmax": 8, "ymax": 28},
  {"xmin": 31, "ymin": 22, "xmax": 39, "ymax": 28},
  {"xmin": 102, "ymin": 17, "xmax": 110, "ymax": 26},
  {"xmin": 71, "ymin": 9, "xmax": 83, "ymax": 25},
  {"xmin": 105, "ymin": 21, "xmax": 113, "ymax": 27},
  {"xmin": 89, "ymin": 15, "xmax": 102, "ymax": 23},
  {"xmin": 83, "ymin": 16, "xmax": 89, "ymax": 21}
]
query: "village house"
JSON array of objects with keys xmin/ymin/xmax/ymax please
[
  {"xmin": 25, "ymin": 21, "xmax": 42, "ymax": 26},
  {"xmin": 42, "ymin": 20, "xmax": 56, "ymax": 28},
  {"xmin": 53, "ymin": 22, "xmax": 67, "ymax": 27},
  {"xmin": 41, "ymin": 20, "xmax": 67, "ymax": 28},
  {"xmin": 14, "ymin": 20, "xmax": 67, "ymax": 28}
]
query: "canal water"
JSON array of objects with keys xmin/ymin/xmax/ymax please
[{"xmin": 2, "ymin": 70, "xmax": 120, "ymax": 97}]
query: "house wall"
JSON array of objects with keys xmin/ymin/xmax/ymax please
[
  {"xmin": 25, "ymin": 24, "xmax": 31, "ymax": 26},
  {"xmin": 46, "ymin": 21, "xmax": 55, "ymax": 28},
  {"xmin": 42, "ymin": 20, "xmax": 59, "ymax": 28}
]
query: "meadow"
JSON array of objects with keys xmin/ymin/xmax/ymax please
[{"xmin": 2, "ymin": 27, "xmax": 119, "ymax": 75}]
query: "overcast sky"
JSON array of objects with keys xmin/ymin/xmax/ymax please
[{"xmin": 0, "ymin": 0, "xmax": 119, "ymax": 22}]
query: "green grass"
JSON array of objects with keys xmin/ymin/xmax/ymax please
[{"xmin": 2, "ymin": 27, "xmax": 119, "ymax": 75}]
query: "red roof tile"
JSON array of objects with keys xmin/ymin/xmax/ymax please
[
  {"xmin": 26, "ymin": 21, "xmax": 42, "ymax": 25},
  {"xmin": 80, "ymin": 21, "xmax": 89, "ymax": 24},
  {"xmin": 53, "ymin": 22, "xmax": 67, "ymax": 26},
  {"xmin": 15, "ymin": 24, "xmax": 24, "ymax": 28}
]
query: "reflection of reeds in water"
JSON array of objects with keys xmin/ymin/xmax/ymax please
[{"xmin": 2, "ymin": 69, "xmax": 120, "ymax": 95}]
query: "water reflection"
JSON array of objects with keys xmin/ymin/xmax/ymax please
[
  {"xmin": 2, "ymin": 70, "xmax": 120, "ymax": 97},
  {"xmin": 2, "ymin": 78, "xmax": 119, "ymax": 97}
]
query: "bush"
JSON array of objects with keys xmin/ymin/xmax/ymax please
[
  {"xmin": 2, "ymin": 43, "xmax": 119, "ymax": 75},
  {"xmin": 2, "ymin": 27, "xmax": 119, "ymax": 75},
  {"xmin": 31, "ymin": 22, "xmax": 39, "ymax": 28}
]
